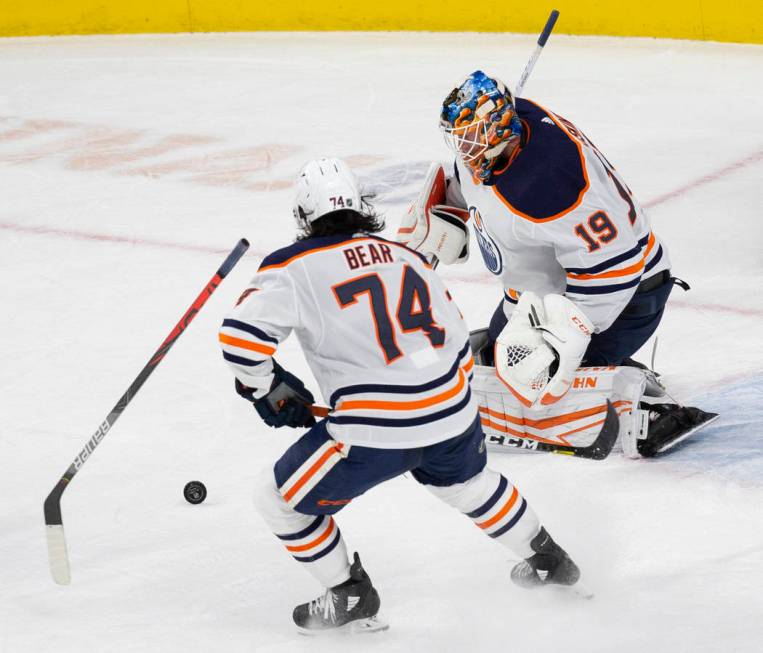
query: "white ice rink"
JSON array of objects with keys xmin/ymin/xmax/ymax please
[{"xmin": 1, "ymin": 31, "xmax": 762, "ymax": 653}]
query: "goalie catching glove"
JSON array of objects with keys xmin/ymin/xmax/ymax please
[
  {"xmin": 396, "ymin": 162, "xmax": 470, "ymax": 265},
  {"xmin": 495, "ymin": 292, "xmax": 594, "ymax": 408}
]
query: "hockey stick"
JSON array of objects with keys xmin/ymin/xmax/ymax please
[
  {"xmin": 310, "ymin": 400, "xmax": 617, "ymax": 461},
  {"xmin": 514, "ymin": 9, "xmax": 560, "ymax": 98},
  {"xmin": 484, "ymin": 399, "xmax": 619, "ymax": 460},
  {"xmin": 43, "ymin": 238, "xmax": 250, "ymax": 585}
]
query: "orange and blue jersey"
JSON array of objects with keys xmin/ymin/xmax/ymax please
[
  {"xmin": 219, "ymin": 232, "xmax": 478, "ymax": 448},
  {"xmin": 452, "ymin": 98, "xmax": 670, "ymax": 332}
]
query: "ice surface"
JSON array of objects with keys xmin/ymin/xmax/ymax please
[{"xmin": 1, "ymin": 31, "xmax": 761, "ymax": 653}]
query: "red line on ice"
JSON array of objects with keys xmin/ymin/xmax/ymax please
[
  {"xmin": 644, "ymin": 149, "xmax": 763, "ymax": 208},
  {"xmin": 0, "ymin": 220, "xmax": 264, "ymax": 258},
  {"xmin": 667, "ymin": 299, "xmax": 763, "ymax": 319},
  {"xmin": 2, "ymin": 146, "xmax": 762, "ymax": 311}
]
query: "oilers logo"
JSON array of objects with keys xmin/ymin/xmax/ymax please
[{"xmin": 471, "ymin": 207, "xmax": 503, "ymax": 275}]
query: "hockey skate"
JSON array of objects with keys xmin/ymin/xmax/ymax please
[
  {"xmin": 637, "ymin": 403, "xmax": 719, "ymax": 457},
  {"xmin": 293, "ymin": 553, "xmax": 388, "ymax": 635},
  {"xmin": 511, "ymin": 528, "xmax": 592, "ymax": 598}
]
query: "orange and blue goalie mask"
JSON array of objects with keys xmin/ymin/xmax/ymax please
[{"xmin": 440, "ymin": 71, "xmax": 522, "ymax": 183}]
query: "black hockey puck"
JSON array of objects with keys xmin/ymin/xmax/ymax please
[{"xmin": 184, "ymin": 481, "xmax": 207, "ymax": 505}]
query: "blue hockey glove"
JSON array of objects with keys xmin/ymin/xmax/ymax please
[{"xmin": 241, "ymin": 362, "xmax": 316, "ymax": 429}]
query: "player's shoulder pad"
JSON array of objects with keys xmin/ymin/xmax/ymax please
[
  {"xmin": 492, "ymin": 98, "xmax": 588, "ymax": 222},
  {"xmin": 258, "ymin": 234, "xmax": 355, "ymax": 272}
]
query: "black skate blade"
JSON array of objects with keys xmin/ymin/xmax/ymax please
[
  {"xmin": 653, "ymin": 412, "xmax": 719, "ymax": 455},
  {"xmin": 296, "ymin": 615, "xmax": 389, "ymax": 637}
]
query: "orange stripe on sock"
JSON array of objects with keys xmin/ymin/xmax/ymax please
[
  {"xmin": 476, "ymin": 487, "xmax": 519, "ymax": 529},
  {"xmin": 285, "ymin": 518, "xmax": 335, "ymax": 553}
]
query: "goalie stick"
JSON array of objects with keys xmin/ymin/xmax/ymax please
[
  {"xmin": 43, "ymin": 238, "xmax": 249, "ymax": 585},
  {"xmin": 310, "ymin": 400, "xmax": 618, "ymax": 461},
  {"xmin": 483, "ymin": 399, "xmax": 619, "ymax": 460},
  {"xmin": 514, "ymin": 9, "xmax": 560, "ymax": 98}
]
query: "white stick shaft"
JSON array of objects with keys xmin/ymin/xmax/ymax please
[
  {"xmin": 515, "ymin": 43, "xmax": 543, "ymax": 98},
  {"xmin": 515, "ymin": 9, "xmax": 560, "ymax": 98}
]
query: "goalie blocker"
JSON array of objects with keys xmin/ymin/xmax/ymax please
[{"xmin": 469, "ymin": 329, "xmax": 718, "ymax": 459}]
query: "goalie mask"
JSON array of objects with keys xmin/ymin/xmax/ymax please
[
  {"xmin": 293, "ymin": 157, "xmax": 363, "ymax": 227},
  {"xmin": 440, "ymin": 70, "xmax": 522, "ymax": 183}
]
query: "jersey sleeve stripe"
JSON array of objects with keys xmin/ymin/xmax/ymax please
[
  {"xmin": 222, "ymin": 351, "xmax": 265, "ymax": 367},
  {"xmin": 221, "ymin": 318, "xmax": 279, "ymax": 344},
  {"xmin": 566, "ymin": 276, "xmax": 642, "ymax": 295},
  {"xmin": 565, "ymin": 233, "xmax": 650, "ymax": 275},
  {"xmin": 218, "ymin": 333, "xmax": 276, "ymax": 356}
]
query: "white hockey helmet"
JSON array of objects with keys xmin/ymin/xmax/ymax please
[{"xmin": 293, "ymin": 157, "xmax": 362, "ymax": 226}]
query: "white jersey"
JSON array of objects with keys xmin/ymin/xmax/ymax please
[
  {"xmin": 220, "ymin": 233, "xmax": 477, "ymax": 449},
  {"xmin": 451, "ymin": 98, "xmax": 670, "ymax": 332}
]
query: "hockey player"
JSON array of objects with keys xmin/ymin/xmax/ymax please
[
  {"xmin": 397, "ymin": 70, "xmax": 715, "ymax": 455},
  {"xmin": 219, "ymin": 158, "xmax": 587, "ymax": 634}
]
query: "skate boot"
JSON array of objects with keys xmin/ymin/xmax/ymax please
[
  {"xmin": 293, "ymin": 552, "xmax": 388, "ymax": 635},
  {"xmin": 637, "ymin": 403, "xmax": 719, "ymax": 457},
  {"xmin": 511, "ymin": 528, "xmax": 587, "ymax": 596}
]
